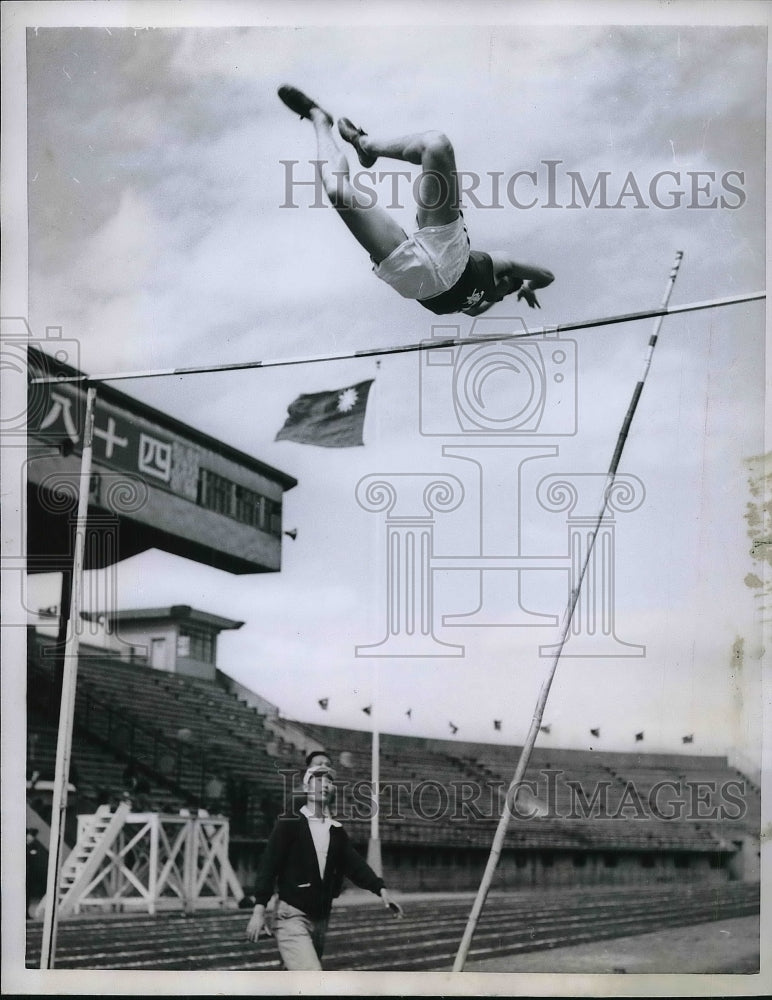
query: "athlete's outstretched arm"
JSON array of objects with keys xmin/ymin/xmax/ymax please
[
  {"xmin": 507, "ymin": 262, "xmax": 556, "ymax": 287},
  {"xmin": 513, "ymin": 264, "xmax": 555, "ymax": 308}
]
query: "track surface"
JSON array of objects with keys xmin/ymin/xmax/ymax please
[{"xmin": 26, "ymin": 882, "xmax": 759, "ymax": 972}]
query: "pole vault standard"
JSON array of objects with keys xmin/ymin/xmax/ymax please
[
  {"xmin": 39, "ymin": 387, "xmax": 97, "ymax": 970},
  {"xmin": 451, "ymin": 252, "xmax": 685, "ymax": 972},
  {"xmin": 30, "ymin": 289, "xmax": 764, "ymax": 386}
]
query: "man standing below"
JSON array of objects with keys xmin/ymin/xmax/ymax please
[{"xmin": 245, "ymin": 757, "xmax": 403, "ymax": 970}]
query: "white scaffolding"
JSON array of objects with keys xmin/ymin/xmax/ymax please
[{"xmin": 43, "ymin": 808, "xmax": 243, "ymax": 917}]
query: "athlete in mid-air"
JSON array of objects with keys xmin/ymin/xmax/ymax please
[{"xmin": 278, "ymin": 85, "xmax": 555, "ymax": 317}]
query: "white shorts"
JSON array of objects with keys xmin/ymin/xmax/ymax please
[{"xmin": 373, "ymin": 215, "xmax": 470, "ymax": 301}]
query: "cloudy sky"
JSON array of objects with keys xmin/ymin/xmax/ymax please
[{"xmin": 16, "ymin": 5, "xmax": 767, "ymax": 764}]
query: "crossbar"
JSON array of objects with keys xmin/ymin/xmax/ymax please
[{"xmin": 29, "ymin": 290, "xmax": 765, "ymax": 386}]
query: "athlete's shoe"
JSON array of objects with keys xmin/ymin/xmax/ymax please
[
  {"xmin": 337, "ymin": 117, "xmax": 377, "ymax": 168},
  {"xmin": 277, "ymin": 85, "xmax": 333, "ymax": 126}
]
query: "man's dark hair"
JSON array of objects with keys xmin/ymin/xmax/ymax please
[{"xmin": 305, "ymin": 749, "xmax": 332, "ymax": 767}]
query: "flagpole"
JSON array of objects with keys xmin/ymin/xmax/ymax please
[
  {"xmin": 365, "ymin": 359, "xmax": 382, "ymax": 876},
  {"xmin": 366, "ymin": 663, "xmax": 382, "ymax": 876},
  {"xmin": 452, "ymin": 251, "xmax": 685, "ymax": 972},
  {"xmin": 40, "ymin": 386, "xmax": 97, "ymax": 969}
]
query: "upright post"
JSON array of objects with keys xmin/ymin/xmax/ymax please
[
  {"xmin": 39, "ymin": 385, "xmax": 97, "ymax": 969},
  {"xmin": 453, "ymin": 253, "xmax": 684, "ymax": 972}
]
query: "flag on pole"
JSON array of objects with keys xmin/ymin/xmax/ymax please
[
  {"xmin": 493, "ymin": 720, "xmax": 502, "ymax": 731},
  {"xmin": 362, "ymin": 705, "xmax": 372, "ymax": 716},
  {"xmin": 449, "ymin": 722, "xmax": 458, "ymax": 735},
  {"xmin": 275, "ymin": 380, "xmax": 374, "ymax": 448},
  {"xmin": 635, "ymin": 731, "xmax": 644, "ymax": 741},
  {"xmin": 539, "ymin": 724, "xmax": 551, "ymax": 734},
  {"xmin": 682, "ymin": 734, "xmax": 694, "ymax": 744},
  {"xmin": 405, "ymin": 709, "xmax": 412, "ymax": 719},
  {"xmin": 590, "ymin": 727, "xmax": 600, "ymax": 738},
  {"xmin": 318, "ymin": 698, "xmax": 329, "ymax": 710}
]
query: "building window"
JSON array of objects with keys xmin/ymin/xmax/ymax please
[
  {"xmin": 640, "ymin": 854, "xmax": 655, "ymax": 868},
  {"xmin": 197, "ymin": 469, "xmax": 282, "ymax": 537},
  {"xmin": 674, "ymin": 854, "xmax": 691, "ymax": 869},
  {"xmin": 603, "ymin": 853, "xmax": 618, "ymax": 868},
  {"xmin": 178, "ymin": 625, "xmax": 215, "ymax": 663},
  {"xmin": 573, "ymin": 854, "xmax": 588, "ymax": 867},
  {"xmin": 541, "ymin": 852, "xmax": 554, "ymax": 867}
]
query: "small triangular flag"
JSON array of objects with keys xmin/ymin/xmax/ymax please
[
  {"xmin": 682, "ymin": 734, "xmax": 694, "ymax": 744},
  {"xmin": 362, "ymin": 705, "xmax": 372, "ymax": 716},
  {"xmin": 539, "ymin": 724, "xmax": 551, "ymax": 734},
  {"xmin": 635, "ymin": 731, "xmax": 644, "ymax": 742},
  {"xmin": 590, "ymin": 727, "xmax": 600, "ymax": 738},
  {"xmin": 493, "ymin": 720, "xmax": 502, "ymax": 731},
  {"xmin": 449, "ymin": 722, "xmax": 458, "ymax": 735},
  {"xmin": 318, "ymin": 698, "xmax": 329, "ymax": 710},
  {"xmin": 406, "ymin": 709, "xmax": 412, "ymax": 719}
]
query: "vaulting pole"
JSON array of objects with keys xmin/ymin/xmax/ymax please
[
  {"xmin": 39, "ymin": 386, "xmax": 97, "ymax": 969},
  {"xmin": 30, "ymin": 288, "xmax": 764, "ymax": 386},
  {"xmin": 452, "ymin": 251, "xmax": 685, "ymax": 972}
]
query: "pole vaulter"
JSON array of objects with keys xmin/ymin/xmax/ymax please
[{"xmin": 452, "ymin": 252, "xmax": 687, "ymax": 971}]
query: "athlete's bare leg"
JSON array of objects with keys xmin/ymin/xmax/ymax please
[
  {"xmin": 339, "ymin": 123, "xmax": 461, "ymax": 229},
  {"xmin": 308, "ymin": 109, "xmax": 408, "ymax": 263}
]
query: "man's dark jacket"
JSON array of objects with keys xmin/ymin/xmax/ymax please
[{"xmin": 252, "ymin": 814, "xmax": 385, "ymax": 919}]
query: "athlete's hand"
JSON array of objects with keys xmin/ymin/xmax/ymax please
[
  {"xmin": 517, "ymin": 282, "xmax": 541, "ymax": 309},
  {"xmin": 380, "ymin": 888, "xmax": 404, "ymax": 917},
  {"xmin": 245, "ymin": 904, "xmax": 272, "ymax": 942}
]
